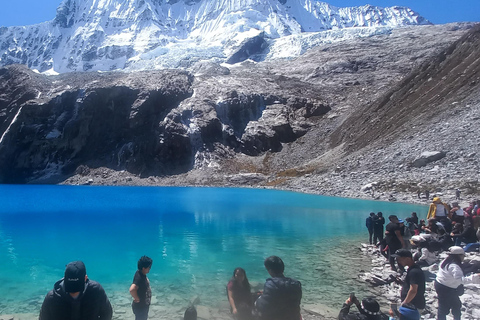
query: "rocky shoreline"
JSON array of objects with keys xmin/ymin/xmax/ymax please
[{"xmin": 359, "ymin": 244, "xmax": 480, "ymax": 320}]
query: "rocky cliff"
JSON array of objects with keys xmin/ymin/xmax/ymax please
[{"xmin": 1, "ymin": 23, "xmax": 479, "ymax": 203}]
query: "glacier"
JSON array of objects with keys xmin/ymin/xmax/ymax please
[{"xmin": 0, "ymin": 0, "xmax": 431, "ymax": 73}]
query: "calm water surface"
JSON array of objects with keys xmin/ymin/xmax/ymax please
[{"xmin": 0, "ymin": 185, "xmax": 427, "ymax": 318}]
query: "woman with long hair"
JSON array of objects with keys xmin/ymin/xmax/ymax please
[
  {"xmin": 227, "ymin": 267, "xmax": 253, "ymax": 320},
  {"xmin": 434, "ymin": 246, "xmax": 480, "ymax": 320}
]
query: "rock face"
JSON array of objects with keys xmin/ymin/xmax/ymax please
[
  {"xmin": 0, "ymin": 67, "xmax": 195, "ymax": 182},
  {"xmin": 0, "ymin": 65, "xmax": 328, "ymax": 183},
  {"xmin": 0, "ymin": 23, "xmax": 479, "ymax": 200}
]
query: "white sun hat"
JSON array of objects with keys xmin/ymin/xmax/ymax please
[{"xmin": 448, "ymin": 246, "xmax": 465, "ymax": 255}]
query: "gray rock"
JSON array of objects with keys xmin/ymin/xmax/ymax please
[{"xmin": 412, "ymin": 151, "xmax": 447, "ymax": 168}]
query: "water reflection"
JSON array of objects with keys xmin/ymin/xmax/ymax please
[{"xmin": 0, "ymin": 185, "xmax": 427, "ymax": 317}]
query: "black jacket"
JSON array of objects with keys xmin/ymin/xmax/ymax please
[
  {"xmin": 255, "ymin": 276, "xmax": 302, "ymax": 320},
  {"xmin": 39, "ymin": 278, "xmax": 113, "ymax": 320}
]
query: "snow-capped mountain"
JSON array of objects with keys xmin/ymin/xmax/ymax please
[{"xmin": 0, "ymin": 0, "xmax": 430, "ymax": 73}]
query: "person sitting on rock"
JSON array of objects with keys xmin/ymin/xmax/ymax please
[
  {"xmin": 227, "ymin": 267, "xmax": 253, "ymax": 320},
  {"xmin": 421, "ymin": 218, "xmax": 439, "ymax": 238},
  {"xmin": 405, "ymin": 212, "xmax": 419, "ymax": 235},
  {"xmin": 451, "ymin": 219, "xmax": 478, "ymax": 247},
  {"xmin": 338, "ymin": 294, "xmax": 388, "ymax": 320},
  {"xmin": 255, "ymin": 256, "xmax": 302, "ymax": 320},
  {"xmin": 410, "ymin": 236, "xmax": 436, "ymax": 267}
]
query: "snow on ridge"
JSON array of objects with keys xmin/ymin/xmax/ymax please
[{"xmin": 0, "ymin": 0, "xmax": 431, "ymax": 73}]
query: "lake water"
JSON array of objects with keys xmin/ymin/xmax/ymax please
[{"xmin": 0, "ymin": 185, "xmax": 427, "ymax": 319}]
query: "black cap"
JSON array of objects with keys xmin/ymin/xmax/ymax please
[
  {"xmin": 64, "ymin": 261, "xmax": 86, "ymax": 293},
  {"xmin": 391, "ymin": 249, "xmax": 412, "ymax": 259}
]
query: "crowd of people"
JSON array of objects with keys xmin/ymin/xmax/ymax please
[
  {"xmin": 360, "ymin": 196, "xmax": 480, "ymax": 320},
  {"xmin": 38, "ymin": 255, "xmax": 302, "ymax": 320}
]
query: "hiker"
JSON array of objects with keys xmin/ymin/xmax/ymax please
[
  {"xmin": 434, "ymin": 246, "xmax": 480, "ymax": 320},
  {"xmin": 385, "ymin": 215, "xmax": 405, "ymax": 272},
  {"xmin": 130, "ymin": 256, "xmax": 153, "ymax": 320},
  {"xmin": 410, "ymin": 236, "xmax": 436, "ymax": 267},
  {"xmin": 391, "ymin": 249, "xmax": 425, "ymax": 319},
  {"xmin": 373, "ymin": 212, "xmax": 385, "ymax": 245},
  {"xmin": 427, "ymin": 198, "xmax": 450, "ymax": 227},
  {"xmin": 39, "ymin": 261, "xmax": 112, "ymax": 320},
  {"xmin": 366, "ymin": 212, "xmax": 376, "ymax": 245}
]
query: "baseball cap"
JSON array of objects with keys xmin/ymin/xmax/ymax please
[
  {"xmin": 391, "ymin": 249, "xmax": 413, "ymax": 258},
  {"xmin": 64, "ymin": 261, "xmax": 86, "ymax": 293}
]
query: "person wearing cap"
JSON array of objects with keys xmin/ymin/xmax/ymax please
[
  {"xmin": 434, "ymin": 246, "xmax": 480, "ymax": 320},
  {"xmin": 39, "ymin": 261, "xmax": 112, "ymax": 320},
  {"xmin": 129, "ymin": 256, "xmax": 153, "ymax": 320},
  {"xmin": 338, "ymin": 294, "xmax": 388, "ymax": 320},
  {"xmin": 410, "ymin": 236, "xmax": 436, "ymax": 267},
  {"xmin": 385, "ymin": 215, "xmax": 405, "ymax": 272},
  {"xmin": 391, "ymin": 249, "xmax": 425, "ymax": 319}
]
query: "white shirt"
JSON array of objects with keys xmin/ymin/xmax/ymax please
[
  {"xmin": 418, "ymin": 248, "xmax": 437, "ymax": 265},
  {"xmin": 454, "ymin": 208, "xmax": 464, "ymax": 216},
  {"xmin": 436, "ymin": 260, "xmax": 479, "ymax": 288}
]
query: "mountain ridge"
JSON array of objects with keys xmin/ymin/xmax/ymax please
[{"xmin": 0, "ymin": 0, "xmax": 430, "ymax": 73}]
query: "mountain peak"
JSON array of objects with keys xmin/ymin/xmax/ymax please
[{"xmin": 0, "ymin": 0, "xmax": 431, "ymax": 73}]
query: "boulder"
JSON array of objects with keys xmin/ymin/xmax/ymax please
[{"xmin": 412, "ymin": 151, "xmax": 447, "ymax": 168}]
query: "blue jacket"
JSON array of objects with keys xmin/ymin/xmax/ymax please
[{"xmin": 255, "ymin": 276, "xmax": 302, "ymax": 320}]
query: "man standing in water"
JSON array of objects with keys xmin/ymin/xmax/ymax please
[
  {"xmin": 130, "ymin": 256, "xmax": 153, "ymax": 320},
  {"xmin": 39, "ymin": 260, "xmax": 112, "ymax": 320},
  {"xmin": 255, "ymin": 256, "xmax": 302, "ymax": 320}
]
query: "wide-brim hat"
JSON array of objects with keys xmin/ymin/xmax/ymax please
[{"xmin": 360, "ymin": 298, "xmax": 380, "ymax": 315}]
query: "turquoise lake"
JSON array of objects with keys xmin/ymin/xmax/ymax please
[{"xmin": 0, "ymin": 185, "xmax": 427, "ymax": 318}]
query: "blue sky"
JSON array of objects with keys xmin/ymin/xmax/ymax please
[{"xmin": 0, "ymin": 0, "xmax": 478, "ymax": 27}]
